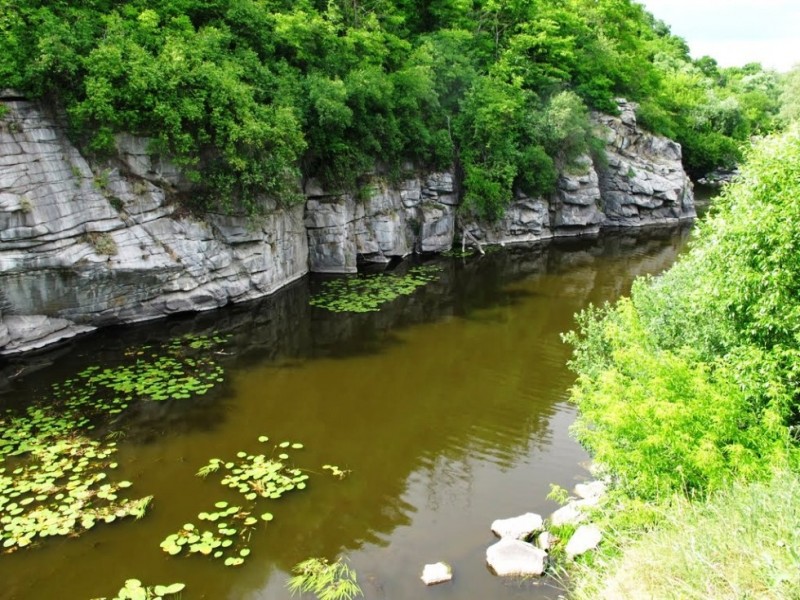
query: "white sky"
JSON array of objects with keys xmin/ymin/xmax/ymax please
[{"xmin": 638, "ymin": 0, "xmax": 800, "ymax": 72}]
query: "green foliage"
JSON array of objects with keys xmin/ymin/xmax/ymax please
[
  {"xmin": 310, "ymin": 265, "xmax": 441, "ymax": 313},
  {"xmin": 636, "ymin": 56, "xmax": 783, "ymax": 176},
  {"xmin": 161, "ymin": 436, "xmax": 342, "ymax": 568},
  {"xmin": 564, "ymin": 127, "xmax": 800, "ymax": 600},
  {"xmin": 565, "ymin": 128, "xmax": 800, "ymax": 501},
  {"xmin": 92, "ymin": 579, "xmax": 185, "ymax": 600},
  {"xmin": 287, "ymin": 557, "xmax": 363, "ymax": 600},
  {"xmin": 2, "ymin": 0, "xmax": 783, "ymax": 215},
  {"xmin": 568, "ymin": 302, "xmax": 789, "ymax": 498},
  {"xmin": 779, "ymin": 65, "xmax": 800, "ymax": 125},
  {"xmin": 547, "ymin": 483, "xmax": 570, "ymax": 505}
]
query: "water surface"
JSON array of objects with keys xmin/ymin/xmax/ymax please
[{"xmin": 0, "ymin": 225, "xmax": 692, "ymax": 600}]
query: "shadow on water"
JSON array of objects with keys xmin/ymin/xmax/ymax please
[
  {"xmin": 0, "ymin": 223, "xmax": 692, "ymax": 600},
  {"xmin": 1, "ymin": 224, "xmax": 692, "ymax": 386}
]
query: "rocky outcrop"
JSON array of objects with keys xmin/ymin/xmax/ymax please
[
  {"xmin": 552, "ymin": 155, "xmax": 605, "ymax": 234},
  {"xmin": 698, "ymin": 167, "xmax": 739, "ymax": 188},
  {"xmin": 463, "ymin": 100, "xmax": 693, "ymax": 245},
  {"xmin": 0, "ymin": 95, "xmax": 307, "ymax": 355},
  {"xmin": 0, "ymin": 94, "xmax": 695, "ymax": 355},
  {"xmin": 303, "ymin": 171, "xmax": 457, "ymax": 272},
  {"xmin": 594, "ymin": 100, "xmax": 696, "ymax": 226}
]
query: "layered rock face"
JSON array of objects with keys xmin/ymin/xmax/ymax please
[
  {"xmin": 594, "ymin": 100, "xmax": 696, "ymax": 225},
  {"xmin": 303, "ymin": 171, "xmax": 457, "ymax": 272},
  {"xmin": 0, "ymin": 96, "xmax": 694, "ymax": 355},
  {"xmin": 309, "ymin": 100, "xmax": 694, "ymax": 261},
  {"xmin": 0, "ymin": 96, "xmax": 307, "ymax": 354}
]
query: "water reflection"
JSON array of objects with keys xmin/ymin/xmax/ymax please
[{"xmin": 0, "ymin": 224, "xmax": 691, "ymax": 600}]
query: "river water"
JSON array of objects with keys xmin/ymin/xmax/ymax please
[{"xmin": 0, "ymin": 225, "xmax": 692, "ymax": 600}]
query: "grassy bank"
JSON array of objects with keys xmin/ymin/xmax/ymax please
[
  {"xmin": 570, "ymin": 473, "xmax": 800, "ymax": 600},
  {"xmin": 563, "ymin": 128, "xmax": 800, "ymax": 597}
]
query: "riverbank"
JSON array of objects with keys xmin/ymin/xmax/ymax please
[
  {"xmin": 0, "ymin": 95, "xmax": 694, "ymax": 356},
  {"xmin": 561, "ymin": 128, "xmax": 800, "ymax": 598}
]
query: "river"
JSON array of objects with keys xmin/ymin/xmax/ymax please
[{"xmin": 0, "ymin": 224, "xmax": 692, "ymax": 600}]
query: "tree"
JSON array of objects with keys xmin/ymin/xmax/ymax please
[{"xmin": 779, "ymin": 64, "xmax": 800, "ymax": 124}]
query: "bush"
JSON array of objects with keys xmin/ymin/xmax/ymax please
[
  {"xmin": 568, "ymin": 301, "xmax": 791, "ymax": 499},
  {"xmin": 516, "ymin": 145, "xmax": 557, "ymax": 198},
  {"xmin": 566, "ymin": 128, "xmax": 800, "ymax": 500}
]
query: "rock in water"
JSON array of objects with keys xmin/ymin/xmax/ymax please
[
  {"xmin": 491, "ymin": 512, "xmax": 544, "ymax": 540},
  {"xmin": 420, "ymin": 562, "xmax": 452, "ymax": 585},
  {"xmin": 486, "ymin": 539, "xmax": 547, "ymax": 577}
]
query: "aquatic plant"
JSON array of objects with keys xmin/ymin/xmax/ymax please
[
  {"xmin": 161, "ymin": 437, "xmax": 308, "ymax": 566},
  {"xmin": 159, "ymin": 509, "xmax": 255, "ymax": 566},
  {"xmin": 309, "ymin": 266, "xmax": 441, "ymax": 313},
  {"xmin": 92, "ymin": 578, "xmax": 185, "ymax": 600},
  {"xmin": 287, "ymin": 557, "xmax": 363, "ymax": 600},
  {"xmin": 197, "ymin": 438, "xmax": 310, "ymax": 502},
  {"xmin": 65, "ymin": 334, "xmax": 230, "ymax": 406},
  {"xmin": 161, "ymin": 437, "xmax": 344, "ymax": 567},
  {"xmin": 322, "ymin": 465, "xmax": 350, "ymax": 480},
  {"xmin": 0, "ymin": 333, "xmax": 230, "ymax": 553},
  {"xmin": 0, "ymin": 427, "xmax": 152, "ymax": 552}
]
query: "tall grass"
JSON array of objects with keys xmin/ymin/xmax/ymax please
[{"xmin": 570, "ymin": 473, "xmax": 800, "ymax": 600}]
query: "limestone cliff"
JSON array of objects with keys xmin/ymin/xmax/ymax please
[
  {"xmin": 0, "ymin": 95, "xmax": 694, "ymax": 355},
  {"xmin": 594, "ymin": 101, "xmax": 696, "ymax": 225},
  {"xmin": 0, "ymin": 94, "xmax": 307, "ymax": 354}
]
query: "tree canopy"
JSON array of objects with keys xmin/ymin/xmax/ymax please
[{"xmin": 0, "ymin": 0, "xmax": 788, "ymax": 216}]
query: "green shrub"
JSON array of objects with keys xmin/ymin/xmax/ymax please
[
  {"xmin": 568, "ymin": 300, "xmax": 791, "ymax": 499},
  {"xmin": 566, "ymin": 128, "xmax": 800, "ymax": 500},
  {"xmin": 516, "ymin": 144, "xmax": 557, "ymax": 198}
]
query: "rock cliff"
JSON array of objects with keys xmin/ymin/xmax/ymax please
[
  {"xmin": 0, "ymin": 95, "xmax": 694, "ymax": 355},
  {"xmin": 0, "ymin": 94, "xmax": 307, "ymax": 354},
  {"xmin": 594, "ymin": 101, "xmax": 696, "ymax": 226}
]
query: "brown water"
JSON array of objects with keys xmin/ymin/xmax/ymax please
[{"xmin": 0, "ymin": 226, "xmax": 692, "ymax": 600}]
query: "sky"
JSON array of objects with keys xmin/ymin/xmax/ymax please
[{"xmin": 638, "ymin": 0, "xmax": 800, "ymax": 72}]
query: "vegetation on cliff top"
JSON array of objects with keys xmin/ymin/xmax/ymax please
[
  {"xmin": 0, "ymin": 0, "xmax": 787, "ymax": 217},
  {"xmin": 564, "ymin": 127, "xmax": 800, "ymax": 596}
]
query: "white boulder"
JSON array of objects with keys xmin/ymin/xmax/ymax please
[
  {"xmin": 486, "ymin": 539, "xmax": 548, "ymax": 577},
  {"xmin": 550, "ymin": 497, "xmax": 600, "ymax": 527},
  {"xmin": 491, "ymin": 512, "xmax": 544, "ymax": 540},
  {"xmin": 550, "ymin": 502, "xmax": 587, "ymax": 527},
  {"xmin": 565, "ymin": 525, "xmax": 603, "ymax": 559},
  {"xmin": 574, "ymin": 480, "xmax": 607, "ymax": 501},
  {"xmin": 421, "ymin": 562, "xmax": 453, "ymax": 585},
  {"xmin": 535, "ymin": 531, "xmax": 556, "ymax": 552}
]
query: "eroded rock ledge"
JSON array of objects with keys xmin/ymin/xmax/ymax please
[{"xmin": 0, "ymin": 95, "xmax": 694, "ymax": 355}]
